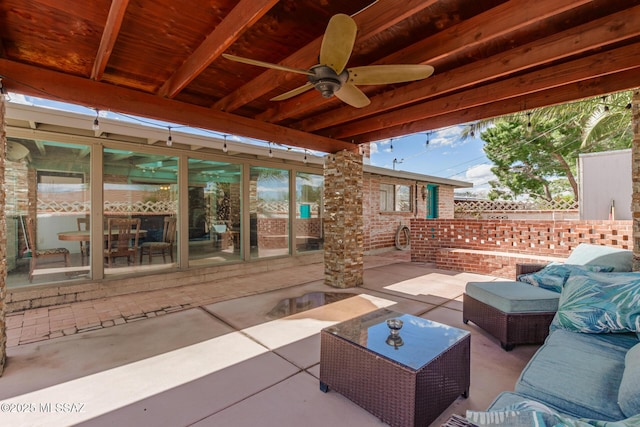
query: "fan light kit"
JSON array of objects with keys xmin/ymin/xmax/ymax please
[{"xmin": 223, "ymin": 14, "xmax": 434, "ymax": 108}]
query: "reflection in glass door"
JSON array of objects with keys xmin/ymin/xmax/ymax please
[
  {"xmin": 103, "ymin": 148, "xmax": 178, "ymax": 276},
  {"xmin": 188, "ymin": 159, "xmax": 242, "ymax": 266},
  {"xmin": 250, "ymin": 166, "xmax": 289, "ymax": 259}
]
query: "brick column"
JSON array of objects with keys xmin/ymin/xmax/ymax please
[
  {"xmin": 323, "ymin": 150, "xmax": 363, "ymax": 288},
  {"xmin": 0, "ymin": 95, "xmax": 7, "ymax": 375},
  {"xmin": 632, "ymin": 89, "xmax": 640, "ymax": 271}
]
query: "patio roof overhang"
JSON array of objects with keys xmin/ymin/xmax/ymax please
[{"xmin": 1, "ymin": 0, "xmax": 639, "ymax": 154}]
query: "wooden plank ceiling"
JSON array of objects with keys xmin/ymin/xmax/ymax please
[{"xmin": 1, "ymin": 0, "xmax": 639, "ymax": 154}]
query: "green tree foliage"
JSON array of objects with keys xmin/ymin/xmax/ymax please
[{"xmin": 471, "ymin": 90, "xmax": 633, "ymax": 201}]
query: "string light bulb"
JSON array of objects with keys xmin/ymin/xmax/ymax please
[
  {"xmin": 166, "ymin": 126, "xmax": 173, "ymax": 147},
  {"xmin": 303, "ymin": 150, "xmax": 308, "ymax": 164},
  {"xmin": 268, "ymin": 142, "xmax": 273, "ymax": 158},
  {"xmin": 223, "ymin": 135, "xmax": 228, "ymax": 153},
  {"xmin": 389, "ymin": 138, "xmax": 394, "ymax": 152},
  {"xmin": 602, "ymin": 96, "xmax": 609, "ymax": 112},
  {"xmin": 527, "ymin": 112, "xmax": 532, "ymax": 129},
  {"xmin": 92, "ymin": 109, "xmax": 100, "ymax": 131},
  {"xmin": 425, "ymin": 132, "xmax": 430, "ymax": 147}
]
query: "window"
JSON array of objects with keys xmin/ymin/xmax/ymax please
[{"xmin": 380, "ymin": 183, "xmax": 411, "ymax": 212}]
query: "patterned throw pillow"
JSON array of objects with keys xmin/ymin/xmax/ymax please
[
  {"xmin": 551, "ymin": 272, "xmax": 640, "ymax": 333},
  {"xmin": 517, "ymin": 264, "xmax": 614, "ymax": 293}
]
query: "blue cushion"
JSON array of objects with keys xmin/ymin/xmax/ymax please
[
  {"xmin": 515, "ymin": 329, "xmax": 637, "ymax": 420},
  {"xmin": 551, "ymin": 272, "xmax": 640, "ymax": 334},
  {"xmin": 619, "ymin": 343, "xmax": 640, "ymax": 417},
  {"xmin": 465, "ymin": 281, "xmax": 560, "ymax": 313},
  {"xmin": 566, "ymin": 244, "xmax": 633, "ymax": 272},
  {"xmin": 517, "ymin": 264, "xmax": 614, "ymax": 293}
]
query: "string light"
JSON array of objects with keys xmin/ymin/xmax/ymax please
[
  {"xmin": 268, "ymin": 142, "xmax": 273, "ymax": 158},
  {"xmin": 389, "ymin": 138, "xmax": 394, "ymax": 152},
  {"xmin": 223, "ymin": 135, "xmax": 228, "ymax": 153},
  {"xmin": 425, "ymin": 132, "xmax": 430, "ymax": 147},
  {"xmin": 602, "ymin": 96, "xmax": 609, "ymax": 112},
  {"xmin": 166, "ymin": 126, "xmax": 173, "ymax": 147},
  {"xmin": 92, "ymin": 109, "xmax": 100, "ymax": 131},
  {"xmin": 526, "ymin": 112, "xmax": 532, "ymax": 129},
  {"xmin": 303, "ymin": 150, "xmax": 308, "ymax": 164}
]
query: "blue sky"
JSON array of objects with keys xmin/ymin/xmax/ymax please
[
  {"xmin": 368, "ymin": 126, "xmax": 494, "ymax": 195},
  {"xmin": 10, "ymin": 93, "xmax": 495, "ymax": 196}
]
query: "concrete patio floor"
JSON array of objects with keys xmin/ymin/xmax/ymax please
[{"xmin": 0, "ymin": 251, "xmax": 540, "ymax": 426}]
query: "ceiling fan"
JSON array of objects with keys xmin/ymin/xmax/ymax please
[{"xmin": 222, "ymin": 14, "xmax": 434, "ymax": 108}]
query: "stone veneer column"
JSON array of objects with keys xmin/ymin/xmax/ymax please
[
  {"xmin": 632, "ymin": 89, "xmax": 640, "ymax": 271},
  {"xmin": 0, "ymin": 95, "xmax": 7, "ymax": 375},
  {"xmin": 324, "ymin": 150, "xmax": 363, "ymax": 288}
]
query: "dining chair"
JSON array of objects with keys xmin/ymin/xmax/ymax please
[
  {"xmin": 77, "ymin": 216, "xmax": 90, "ymax": 265},
  {"xmin": 25, "ymin": 217, "xmax": 71, "ymax": 282},
  {"xmin": 104, "ymin": 218, "xmax": 141, "ymax": 268},
  {"xmin": 139, "ymin": 216, "xmax": 177, "ymax": 264}
]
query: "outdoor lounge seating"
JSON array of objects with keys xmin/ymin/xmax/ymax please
[
  {"xmin": 458, "ymin": 244, "xmax": 640, "ymax": 426},
  {"xmin": 463, "ymin": 243, "xmax": 634, "ymax": 350},
  {"xmin": 466, "ymin": 269, "xmax": 640, "ymax": 425}
]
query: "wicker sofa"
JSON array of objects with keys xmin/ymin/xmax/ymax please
[
  {"xmin": 460, "ymin": 245, "xmax": 640, "ymax": 426},
  {"xmin": 463, "ymin": 243, "xmax": 634, "ymax": 351}
]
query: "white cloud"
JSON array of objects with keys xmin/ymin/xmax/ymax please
[{"xmin": 452, "ymin": 163, "xmax": 495, "ymax": 188}]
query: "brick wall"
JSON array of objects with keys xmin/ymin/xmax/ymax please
[
  {"xmin": 363, "ymin": 173, "xmax": 456, "ymax": 252},
  {"xmin": 411, "ymin": 218, "xmax": 633, "ymax": 264}
]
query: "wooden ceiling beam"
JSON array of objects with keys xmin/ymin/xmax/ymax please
[
  {"xmin": 296, "ymin": 4, "xmax": 640, "ymax": 133},
  {"xmin": 157, "ymin": 0, "xmax": 278, "ymax": 98},
  {"xmin": 324, "ymin": 43, "xmax": 640, "ymax": 140},
  {"xmin": 213, "ymin": 0, "xmax": 436, "ymax": 113},
  {"xmin": 0, "ymin": 59, "xmax": 355, "ymax": 154},
  {"xmin": 258, "ymin": 0, "xmax": 592, "ymax": 123},
  {"xmin": 91, "ymin": 0, "xmax": 129, "ymax": 81},
  {"xmin": 352, "ymin": 68, "xmax": 640, "ymax": 143}
]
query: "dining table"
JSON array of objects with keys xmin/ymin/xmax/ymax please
[{"xmin": 57, "ymin": 229, "xmax": 147, "ymax": 242}]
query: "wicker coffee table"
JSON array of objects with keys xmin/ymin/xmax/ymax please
[{"xmin": 320, "ymin": 309, "xmax": 470, "ymax": 427}]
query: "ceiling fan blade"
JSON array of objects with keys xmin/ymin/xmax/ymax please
[
  {"xmin": 222, "ymin": 54, "xmax": 313, "ymax": 76},
  {"xmin": 348, "ymin": 64, "xmax": 435, "ymax": 85},
  {"xmin": 270, "ymin": 82, "xmax": 314, "ymax": 101},
  {"xmin": 335, "ymin": 83, "xmax": 370, "ymax": 108},
  {"xmin": 319, "ymin": 14, "xmax": 357, "ymax": 74}
]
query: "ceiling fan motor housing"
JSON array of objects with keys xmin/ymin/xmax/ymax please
[{"xmin": 308, "ymin": 65, "xmax": 348, "ymax": 98}]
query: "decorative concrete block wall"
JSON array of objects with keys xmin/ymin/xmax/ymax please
[{"xmin": 324, "ymin": 150, "xmax": 363, "ymax": 288}]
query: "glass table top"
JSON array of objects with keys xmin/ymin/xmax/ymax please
[{"xmin": 323, "ymin": 308, "xmax": 470, "ymax": 370}]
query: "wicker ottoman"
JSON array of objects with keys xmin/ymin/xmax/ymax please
[
  {"xmin": 463, "ymin": 281, "xmax": 559, "ymax": 351},
  {"xmin": 320, "ymin": 309, "xmax": 470, "ymax": 427}
]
